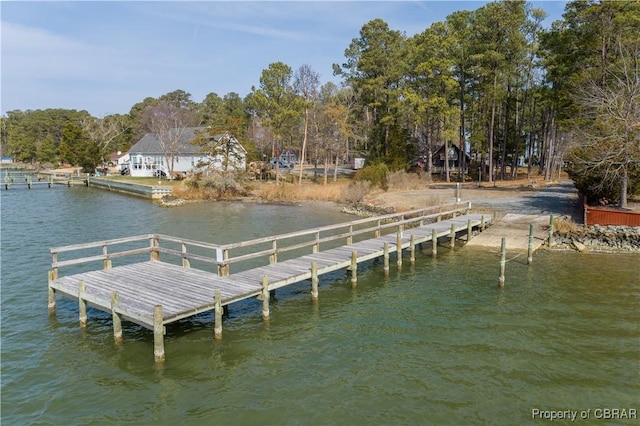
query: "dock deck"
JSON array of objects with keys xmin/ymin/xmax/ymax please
[{"xmin": 48, "ymin": 202, "xmax": 493, "ymax": 362}]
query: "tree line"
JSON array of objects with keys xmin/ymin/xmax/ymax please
[{"xmin": 1, "ymin": 0, "xmax": 638, "ymax": 206}]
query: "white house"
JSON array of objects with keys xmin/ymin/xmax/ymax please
[{"xmin": 125, "ymin": 127, "xmax": 246, "ymax": 178}]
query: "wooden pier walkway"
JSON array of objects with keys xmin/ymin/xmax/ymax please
[
  {"xmin": 47, "ymin": 202, "xmax": 493, "ymax": 362},
  {"xmin": 3, "ymin": 172, "xmax": 74, "ymax": 190}
]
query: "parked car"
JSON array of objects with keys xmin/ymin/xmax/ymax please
[{"xmin": 269, "ymin": 159, "xmax": 293, "ymax": 168}]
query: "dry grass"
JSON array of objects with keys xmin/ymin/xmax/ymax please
[
  {"xmin": 172, "ymin": 185, "xmax": 221, "ymax": 200},
  {"xmin": 256, "ymin": 180, "xmax": 351, "ymax": 202},
  {"xmin": 387, "ymin": 171, "xmax": 431, "ymax": 191},
  {"xmin": 554, "ymin": 217, "xmax": 583, "ymax": 234}
]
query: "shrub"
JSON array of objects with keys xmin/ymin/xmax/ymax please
[
  {"xmin": 341, "ymin": 181, "xmax": 371, "ymax": 204},
  {"xmin": 355, "ymin": 163, "xmax": 389, "ymax": 190}
]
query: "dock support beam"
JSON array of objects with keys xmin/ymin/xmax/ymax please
[
  {"xmin": 262, "ymin": 276, "xmax": 270, "ymax": 320},
  {"xmin": 498, "ymin": 237, "xmax": 506, "ymax": 288},
  {"xmin": 47, "ymin": 271, "xmax": 56, "ymax": 314},
  {"xmin": 409, "ymin": 235, "xmax": 416, "ymax": 265},
  {"xmin": 467, "ymin": 219, "xmax": 473, "ymax": 242},
  {"xmin": 450, "ymin": 223, "xmax": 456, "ymax": 248},
  {"xmin": 432, "ymin": 229, "xmax": 438, "ymax": 257},
  {"xmin": 351, "ymin": 251, "xmax": 357, "ymax": 287},
  {"xmin": 214, "ymin": 289, "xmax": 222, "ymax": 340},
  {"xmin": 527, "ymin": 223, "xmax": 534, "ymax": 265},
  {"xmin": 396, "ymin": 233, "xmax": 403, "ymax": 269},
  {"xmin": 153, "ymin": 305, "xmax": 165, "ymax": 363},
  {"xmin": 111, "ymin": 291, "xmax": 122, "ymax": 344},
  {"xmin": 548, "ymin": 214, "xmax": 554, "ymax": 246},
  {"xmin": 383, "ymin": 243, "xmax": 390, "ymax": 276},
  {"xmin": 78, "ymin": 280, "xmax": 87, "ymax": 328},
  {"xmin": 310, "ymin": 262, "xmax": 319, "ymax": 300}
]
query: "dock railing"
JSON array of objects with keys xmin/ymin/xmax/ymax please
[{"xmin": 51, "ymin": 201, "xmax": 471, "ymax": 279}]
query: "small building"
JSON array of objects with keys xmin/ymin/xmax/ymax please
[{"xmin": 126, "ymin": 127, "xmax": 246, "ymax": 178}]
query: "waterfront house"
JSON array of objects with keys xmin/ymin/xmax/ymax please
[
  {"xmin": 126, "ymin": 127, "xmax": 246, "ymax": 178},
  {"xmin": 432, "ymin": 144, "xmax": 470, "ymax": 174}
]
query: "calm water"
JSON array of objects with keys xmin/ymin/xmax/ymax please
[{"xmin": 1, "ymin": 185, "xmax": 638, "ymax": 425}]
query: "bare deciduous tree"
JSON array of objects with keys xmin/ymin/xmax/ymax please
[
  {"xmin": 571, "ymin": 41, "xmax": 640, "ymax": 207},
  {"xmin": 294, "ymin": 64, "xmax": 320, "ymax": 185},
  {"xmin": 142, "ymin": 101, "xmax": 197, "ymax": 178},
  {"xmin": 81, "ymin": 114, "xmax": 126, "ymax": 168}
]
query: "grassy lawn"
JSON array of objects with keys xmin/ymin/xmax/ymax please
[{"xmin": 99, "ymin": 175, "xmax": 181, "ymax": 187}]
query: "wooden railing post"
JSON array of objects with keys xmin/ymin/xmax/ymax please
[
  {"xmin": 181, "ymin": 242, "xmax": 190, "ymax": 268},
  {"xmin": 313, "ymin": 232, "xmax": 320, "ymax": 253},
  {"xmin": 103, "ymin": 244, "xmax": 112, "ymax": 269},
  {"xmin": 149, "ymin": 236, "xmax": 159, "ymax": 261},
  {"xmin": 270, "ymin": 240, "xmax": 278, "ymax": 264},
  {"xmin": 346, "ymin": 225, "xmax": 353, "ymax": 245}
]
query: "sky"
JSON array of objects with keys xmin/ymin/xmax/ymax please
[{"xmin": 1, "ymin": 1, "xmax": 568, "ymax": 118}]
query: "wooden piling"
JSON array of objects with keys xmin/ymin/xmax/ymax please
[
  {"xmin": 498, "ymin": 237, "xmax": 506, "ymax": 288},
  {"xmin": 396, "ymin": 233, "xmax": 403, "ymax": 268},
  {"xmin": 351, "ymin": 251, "xmax": 357, "ymax": 286},
  {"xmin": 214, "ymin": 289, "xmax": 222, "ymax": 340},
  {"xmin": 548, "ymin": 214, "xmax": 554, "ymax": 246},
  {"xmin": 481, "ymin": 215, "xmax": 486, "ymax": 230},
  {"xmin": 450, "ymin": 223, "xmax": 456, "ymax": 248},
  {"xmin": 47, "ymin": 271, "xmax": 56, "ymax": 314},
  {"xmin": 527, "ymin": 223, "xmax": 534, "ymax": 265},
  {"xmin": 383, "ymin": 242, "xmax": 390, "ymax": 276},
  {"xmin": 111, "ymin": 291, "xmax": 123, "ymax": 344},
  {"xmin": 432, "ymin": 228, "xmax": 437, "ymax": 257},
  {"xmin": 262, "ymin": 276, "xmax": 270, "ymax": 320},
  {"xmin": 153, "ymin": 305, "xmax": 165, "ymax": 362},
  {"xmin": 78, "ymin": 280, "xmax": 87, "ymax": 328},
  {"xmin": 409, "ymin": 235, "xmax": 416, "ymax": 265},
  {"xmin": 311, "ymin": 262, "xmax": 319, "ymax": 300},
  {"xmin": 467, "ymin": 219, "xmax": 472, "ymax": 242}
]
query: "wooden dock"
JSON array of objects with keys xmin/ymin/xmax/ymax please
[
  {"xmin": 47, "ymin": 202, "xmax": 493, "ymax": 362},
  {"xmin": 3, "ymin": 172, "xmax": 74, "ymax": 190}
]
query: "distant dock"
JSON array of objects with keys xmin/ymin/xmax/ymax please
[{"xmin": 47, "ymin": 202, "xmax": 493, "ymax": 362}]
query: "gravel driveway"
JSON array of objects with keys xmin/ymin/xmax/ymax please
[{"xmin": 367, "ymin": 180, "xmax": 582, "ymax": 222}]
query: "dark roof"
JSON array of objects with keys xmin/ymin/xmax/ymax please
[{"xmin": 128, "ymin": 127, "xmax": 245, "ymax": 155}]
